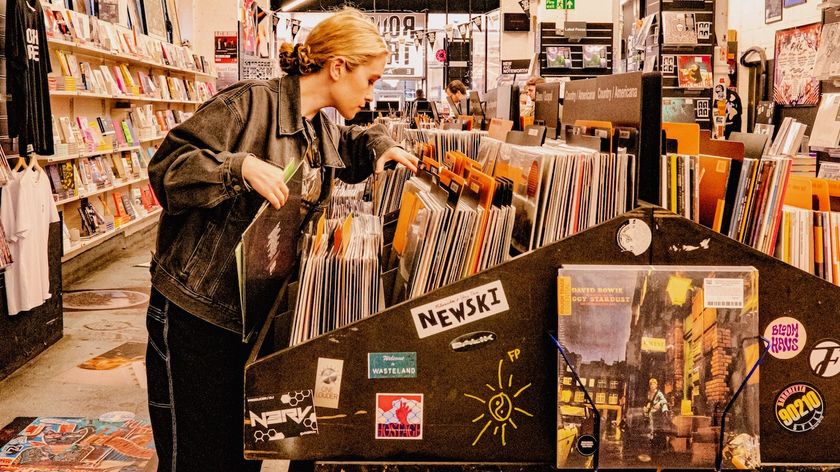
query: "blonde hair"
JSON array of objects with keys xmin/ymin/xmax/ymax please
[{"xmin": 279, "ymin": 8, "xmax": 388, "ymax": 76}]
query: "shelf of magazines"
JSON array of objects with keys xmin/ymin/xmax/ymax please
[
  {"xmin": 36, "ymin": 145, "xmax": 143, "ymax": 163},
  {"xmin": 62, "ymin": 207, "xmax": 162, "ymax": 262},
  {"xmin": 54, "ymin": 174, "xmax": 149, "ymax": 207},
  {"xmin": 47, "ymin": 37, "xmax": 218, "ymax": 80},
  {"xmin": 50, "ymin": 89, "xmax": 205, "ymax": 106}
]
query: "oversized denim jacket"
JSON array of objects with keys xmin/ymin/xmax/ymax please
[{"xmin": 148, "ymin": 75, "xmax": 397, "ymax": 333}]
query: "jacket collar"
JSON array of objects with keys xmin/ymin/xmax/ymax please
[{"xmin": 278, "ymin": 75, "xmax": 345, "ymax": 169}]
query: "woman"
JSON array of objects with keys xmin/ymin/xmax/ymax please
[{"xmin": 145, "ymin": 8, "xmax": 417, "ymax": 471}]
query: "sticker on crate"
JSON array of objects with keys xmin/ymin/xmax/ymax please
[
  {"xmin": 314, "ymin": 358, "xmax": 344, "ymax": 409},
  {"xmin": 810, "ymin": 339, "xmax": 840, "ymax": 378},
  {"xmin": 368, "ymin": 352, "xmax": 417, "ymax": 379},
  {"xmin": 410, "ymin": 280, "xmax": 509, "ymax": 339},
  {"xmin": 375, "ymin": 393, "xmax": 423, "ymax": 440},
  {"xmin": 764, "ymin": 316, "xmax": 807, "ymax": 360},
  {"xmin": 775, "ymin": 383, "xmax": 825, "ymax": 433},
  {"xmin": 245, "ymin": 390, "xmax": 318, "ymax": 447}
]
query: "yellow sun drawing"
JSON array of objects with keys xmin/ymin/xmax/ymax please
[{"xmin": 464, "ymin": 358, "xmax": 533, "ymax": 447}]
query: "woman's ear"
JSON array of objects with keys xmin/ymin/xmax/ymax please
[{"xmin": 329, "ymin": 57, "xmax": 347, "ymax": 81}]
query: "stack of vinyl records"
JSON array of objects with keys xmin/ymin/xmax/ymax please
[
  {"xmin": 327, "ymin": 181, "xmax": 371, "ymax": 219},
  {"xmin": 659, "ymin": 153, "xmax": 734, "ymax": 232},
  {"xmin": 728, "ymin": 156, "xmax": 792, "ymax": 254},
  {"xmin": 392, "ymin": 154, "xmax": 515, "ymax": 301},
  {"xmin": 494, "ymin": 143, "xmax": 637, "ymax": 252},
  {"xmin": 291, "ymin": 213, "xmax": 384, "ymax": 346},
  {"xmin": 371, "ymin": 166, "xmax": 413, "ymax": 217},
  {"xmin": 402, "ymin": 129, "xmax": 487, "ymax": 163},
  {"xmin": 774, "ymin": 175, "xmax": 840, "ymax": 285},
  {"xmin": 476, "ymin": 136, "xmax": 504, "ymax": 175}
]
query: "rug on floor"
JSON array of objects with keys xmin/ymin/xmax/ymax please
[{"xmin": 0, "ymin": 415, "xmax": 155, "ymax": 471}]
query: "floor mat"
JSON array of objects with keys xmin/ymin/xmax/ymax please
[
  {"xmin": 63, "ymin": 290, "xmax": 150, "ymax": 311},
  {"xmin": 0, "ymin": 415, "xmax": 155, "ymax": 471}
]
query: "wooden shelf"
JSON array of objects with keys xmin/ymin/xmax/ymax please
[
  {"xmin": 54, "ymin": 175, "xmax": 149, "ymax": 206},
  {"xmin": 61, "ymin": 208, "xmax": 162, "ymax": 262},
  {"xmin": 47, "ymin": 37, "xmax": 217, "ymax": 79},
  {"xmin": 39, "ymin": 146, "xmax": 143, "ymax": 163},
  {"xmin": 50, "ymin": 89, "xmax": 204, "ymax": 105},
  {"xmin": 139, "ymin": 134, "xmax": 167, "ymax": 143}
]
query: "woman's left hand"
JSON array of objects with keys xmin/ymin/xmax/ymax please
[{"xmin": 376, "ymin": 146, "xmax": 418, "ymax": 174}]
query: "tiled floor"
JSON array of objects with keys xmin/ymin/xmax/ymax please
[{"xmin": 0, "ymin": 240, "xmax": 286, "ymax": 471}]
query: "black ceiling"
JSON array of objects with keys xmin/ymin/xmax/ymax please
[{"xmin": 273, "ymin": 0, "xmax": 500, "ymax": 13}]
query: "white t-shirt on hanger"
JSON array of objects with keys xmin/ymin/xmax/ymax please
[{"xmin": 1, "ymin": 167, "xmax": 60, "ymax": 315}]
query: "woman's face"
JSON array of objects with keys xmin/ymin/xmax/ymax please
[{"xmin": 331, "ymin": 54, "xmax": 388, "ymax": 119}]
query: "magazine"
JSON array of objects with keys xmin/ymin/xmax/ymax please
[{"xmin": 662, "ymin": 98, "xmax": 696, "ymax": 124}]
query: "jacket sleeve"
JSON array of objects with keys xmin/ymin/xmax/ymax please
[
  {"xmin": 335, "ymin": 123, "xmax": 398, "ymax": 184},
  {"xmin": 148, "ymin": 97, "xmax": 251, "ymax": 215}
]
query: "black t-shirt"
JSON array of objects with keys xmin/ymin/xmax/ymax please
[{"xmin": 6, "ymin": 0, "xmax": 54, "ymax": 155}]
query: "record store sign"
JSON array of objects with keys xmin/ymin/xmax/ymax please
[{"xmin": 369, "ymin": 13, "xmax": 426, "ymax": 78}]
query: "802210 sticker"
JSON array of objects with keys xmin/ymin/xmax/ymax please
[{"xmin": 775, "ymin": 383, "xmax": 825, "ymax": 433}]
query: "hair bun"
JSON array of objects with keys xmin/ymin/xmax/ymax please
[{"xmin": 279, "ymin": 43, "xmax": 322, "ymax": 76}]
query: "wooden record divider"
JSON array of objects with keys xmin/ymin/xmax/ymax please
[{"xmin": 244, "ymin": 205, "xmax": 840, "ymax": 466}]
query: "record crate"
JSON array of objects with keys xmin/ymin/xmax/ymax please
[{"xmin": 243, "ymin": 205, "xmax": 840, "ymax": 468}]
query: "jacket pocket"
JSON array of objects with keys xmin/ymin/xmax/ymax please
[{"xmin": 178, "ymin": 218, "xmax": 220, "ymax": 288}]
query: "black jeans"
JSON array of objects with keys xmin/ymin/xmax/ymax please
[{"xmin": 145, "ymin": 288, "xmax": 262, "ymax": 472}]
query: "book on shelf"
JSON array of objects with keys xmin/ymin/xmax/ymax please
[{"xmin": 120, "ymin": 193, "xmax": 137, "ymax": 220}]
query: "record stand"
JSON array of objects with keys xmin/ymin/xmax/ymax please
[{"xmin": 243, "ymin": 205, "xmax": 840, "ymax": 468}]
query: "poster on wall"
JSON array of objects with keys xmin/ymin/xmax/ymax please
[
  {"xmin": 765, "ymin": 0, "xmax": 782, "ymax": 24},
  {"xmin": 813, "ymin": 22, "xmax": 840, "ymax": 80},
  {"xmin": 141, "ymin": 0, "xmax": 167, "ymax": 41},
  {"xmin": 369, "ymin": 13, "xmax": 426, "ymax": 78},
  {"xmin": 215, "ymin": 31, "xmax": 239, "ymax": 89},
  {"xmin": 774, "ymin": 23, "xmax": 822, "ymax": 106}
]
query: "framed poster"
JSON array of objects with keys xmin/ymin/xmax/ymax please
[
  {"xmin": 774, "ymin": 23, "xmax": 822, "ymax": 106},
  {"xmin": 164, "ymin": 0, "xmax": 181, "ymax": 46},
  {"xmin": 141, "ymin": 0, "xmax": 167, "ymax": 41},
  {"xmin": 765, "ymin": 0, "xmax": 782, "ymax": 24},
  {"xmin": 784, "ymin": 0, "xmax": 806, "ymax": 6}
]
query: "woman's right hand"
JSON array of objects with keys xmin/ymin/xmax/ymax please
[{"xmin": 241, "ymin": 154, "xmax": 290, "ymax": 209}]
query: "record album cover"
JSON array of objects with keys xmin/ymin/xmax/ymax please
[
  {"xmin": 677, "ymin": 56, "xmax": 713, "ymax": 89},
  {"xmin": 546, "ymin": 47, "xmax": 573, "ymax": 68},
  {"xmin": 556, "ymin": 265, "xmax": 760, "ymax": 469}
]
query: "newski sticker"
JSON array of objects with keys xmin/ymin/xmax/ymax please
[
  {"xmin": 450, "ymin": 331, "xmax": 498, "ymax": 352},
  {"xmin": 410, "ymin": 280, "xmax": 509, "ymax": 339}
]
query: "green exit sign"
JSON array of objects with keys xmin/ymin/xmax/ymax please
[
  {"xmin": 546, "ymin": 0, "xmax": 558, "ymax": 9},
  {"xmin": 562, "ymin": 0, "xmax": 575, "ymax": 9}
]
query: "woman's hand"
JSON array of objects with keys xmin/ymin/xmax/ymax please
[
  {"xmin": 241, "ymin": 154, "xmax": 290, "ymax": 209},
  {"xmin": 376, "ymin": 146, "xmax": 419, "ymax": 174}
]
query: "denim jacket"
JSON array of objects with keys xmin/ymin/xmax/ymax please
[{"xmin": 148, "ymin": 75, "xmax": 397, "ymax": 334}]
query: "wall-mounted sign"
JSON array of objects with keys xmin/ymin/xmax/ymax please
[{"xmin": 502, "ymin": 59, "xmax": 530, "ymax": 74}]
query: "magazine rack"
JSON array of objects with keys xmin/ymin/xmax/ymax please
[{"xmin": 243, "ymin": 205, "xmax": 840, "ymax": 467}]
